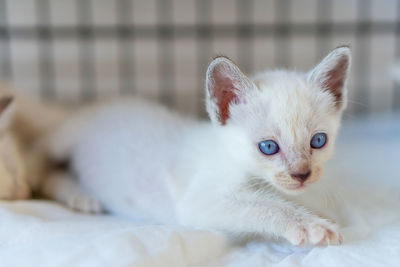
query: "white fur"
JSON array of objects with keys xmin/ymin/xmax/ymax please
[{"xmin": 44, "ymin": 47, "xmax": 351, "ymax": 246}]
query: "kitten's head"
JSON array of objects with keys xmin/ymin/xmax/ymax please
[{"xmin": 205, "ymin": 46, "xmax": 351, "ymax": 194}]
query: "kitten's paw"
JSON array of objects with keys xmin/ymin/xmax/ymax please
[
  {"xmin": 308, "ymin": 222, "xmax": 342, "ymax": 246},
  {"xmin": 67, "ymin": 194, "xmax": 103, "ymax": 214},
  {"xmin": 285, "ymin": 219, "xmax": 342, "ymax": 246}
]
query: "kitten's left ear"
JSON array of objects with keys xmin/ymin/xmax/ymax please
[
  {"xmin": 308, "ymin": 46, "xmax": 351, "ymax": 110},
  {"xmin": 206, "ymin": 56, "xmax": 257, "ymax": 125}
]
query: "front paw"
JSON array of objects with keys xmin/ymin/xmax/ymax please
[
  {"xmin": 284, "ymin": 218, "xmax": 342, "ymax": 246},
  {"xmin": 67, "ymin": 194, "xmax": 103, "ymax": 214}
]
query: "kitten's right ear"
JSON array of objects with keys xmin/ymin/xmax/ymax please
[
  {"xmin": 0, "ymin": 95, "xmax": 14, "ymax": 130},
  {"xmin": 308, "ymin": 46, "xmax": 351, "ymax": 110},
  {"xmin": 0, "ymin": 96, "xmax": 13, "ymax": 113},
  {"xmin": 205, "ymin": 56, "xmax": 256, "ymax": 125}
]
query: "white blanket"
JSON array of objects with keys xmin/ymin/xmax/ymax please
[{"xmin": 0, "ymin": 114, "xmax": 399, "ymax": 267}]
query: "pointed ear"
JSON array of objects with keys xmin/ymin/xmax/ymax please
[
  {"xmin": 205, "ymin": 56, "xmax": 256, "ymax": 125},
  {"xmin": 0, "ymin": 96, "xmax": 14, "ymax": 130},
  {"xmin": 0, "ymin": 96, "xmax": 13, "ymax": 113},
  {"xmin": 308, "ymin": 46, "xmax": 351, "ymax": 109}
]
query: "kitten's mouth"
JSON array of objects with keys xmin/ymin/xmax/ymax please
[
  {"xmin": 272, "ymin": 173, "xmax": 319, "ymax": 193},
  {"xmin": 286, "ymin": 183, "xmax": 306, "ymax": 190},
  {"xmin": 276, "ymin": 181, "xmax": 310, "ymax": 193}
]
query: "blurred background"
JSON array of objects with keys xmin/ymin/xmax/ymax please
[{"xmin": 0, "ymin": 0, "xmax": 399, "ymax": 118}]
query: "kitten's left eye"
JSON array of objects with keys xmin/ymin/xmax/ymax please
[
  {"xmin": 258, "ymin": 140, "xmax": 279, "ymax": 155},
  {"xmin": 310, "ymin": 133, "xmax": 327, "ymax": 149}
]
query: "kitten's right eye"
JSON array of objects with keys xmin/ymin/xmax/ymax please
[{"xmin": 258, "ymin": 140, "xmax": 279, "ymax": 155}]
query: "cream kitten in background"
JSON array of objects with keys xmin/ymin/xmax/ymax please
[
  {"xmin": 0, "ymin": 84, "xmax": 65, "ymax": 200},
  {"xmin": 0, "ymin": 93, "xmax": 30, "ymax": 199},
  {"xmin": 43, "ymin": 46, "xmax": 350, "ymax": 246}
]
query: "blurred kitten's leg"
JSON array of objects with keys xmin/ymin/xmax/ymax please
[
  {"xmin": 0, "ymin": 160, "xmax": 30, "ymax": 200},
  {"xmin": 13, "ymin": 179, "xmax": 31, "ymax": 199},
  {"xmin": 41, "ymin": 171, "xmax": 103, "ymax": 213}
]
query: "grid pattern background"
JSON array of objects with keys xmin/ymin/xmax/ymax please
[{"xmin": 0, "ymin": 0, "xmax": 400, "ymax": 117}]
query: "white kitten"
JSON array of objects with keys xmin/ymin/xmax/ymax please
[{"xmin": 43, "ymin": 46, "xmax": 351, "ymax": 246}]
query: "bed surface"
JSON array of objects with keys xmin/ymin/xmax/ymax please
[{"xmin": 1, "ymin": 114, "xmax": 399, "ymax": 267}]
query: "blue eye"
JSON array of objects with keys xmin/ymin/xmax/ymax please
[
  {"xmin": 311, "ymin": 133, "xmax": 327, "ymax": 149},
  {"xmin": 258, "ymin": 140, "xmax": 279, "ymax": 155}
]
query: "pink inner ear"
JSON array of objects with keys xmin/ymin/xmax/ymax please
[
  {"xmin": 211, "ymin": 74, "xmax": 239, "ymax": 125},
  {"xmin": 323, "ymin": 57, "xmax": 348, "ymax": 106}
]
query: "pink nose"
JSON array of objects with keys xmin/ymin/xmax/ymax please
[{"xmin": 291, "ymin": 171, "xmax": 311, "ymax": 182}]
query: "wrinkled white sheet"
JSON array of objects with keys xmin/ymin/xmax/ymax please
[{"xmin": 0, "ymin": 114, "xmax": 399, "ymax": 267}]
